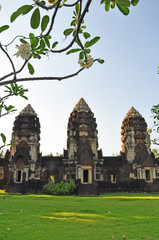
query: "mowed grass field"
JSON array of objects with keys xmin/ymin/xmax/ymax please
[{"xmin": 0, "ymin": 192, "xmax": 159, "ymax": 240}]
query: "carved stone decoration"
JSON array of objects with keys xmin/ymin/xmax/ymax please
[{"xmin": 121, "ymin": 106, "xmax": 151, "ymax": 163}]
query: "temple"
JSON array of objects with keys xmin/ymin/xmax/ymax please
[{"xmin": 1, "ymin": 98, "xmax": 159, "ymax": 194}]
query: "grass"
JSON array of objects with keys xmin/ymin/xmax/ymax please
[{"xmin": 0, "ymin": 192, "xmax": 159, "ymax": 240}]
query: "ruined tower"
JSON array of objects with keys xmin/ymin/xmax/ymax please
[
  {"xmin": 121, "ymin": 106, "xmax": 151, "ymax": 163},
  {"xmin": 63, "ymin": 98, "xmax": 103, "ymax": 194},
  {"xmin": 67, "ymin": 98, "xmax": 98, "ymax": 158},
  {"xmin": 9, "ymin": 104, "xmax": 40, "ymax": 186}
]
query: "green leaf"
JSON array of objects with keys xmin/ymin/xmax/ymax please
[
  {"xmin": 20, "ymin": 39, "xmax": 27, "ymax": 44},
  {"xmin": 41, "ymin": 15, "xmax": 50, "ymax": 32},
  {"xmin": 28, "ymin": 63, "xmax": 35, "ymax": 75},
  {"xmin": 116, "ymin": 3, "xmax": 130, "ymax": 15},
  {"xmin": 86, "ymin": 49, "xmax": 91, "ymax": 54},
  {"xmin": 75, "ymin": 3, "xmax": 80, "ymax": 15},
  {"xmin": 66, "ymin": 48, "xmax": 81, "ymax": 55},
  {"xmin": 40, "ymin": 39, "xmax": 45, "ymax": 48},
  {"xmin": 22, "ymin": 5, "xmax": 34, "ymax": 15},
  {"xmin": 30, "ymin": 8, "xmax": 40, "ymax": 29},
  {"xmin": 29, "ymin": 33, "xmax": 35, "ymax": 45},
  {"xmin": 117, "ymin": 0, "xmax": 130, "ymax": 7},
  {"xmin": 79, "ymin": 51, "xmax": 84, "ymax": 60},
  {"xmin": 31, "ymin": 38, "xmax": 39, "ymax": 49},
  {"xmin": 71, "ymin": 20, "xmax": 77, "ymax": 27},
  {"xmin": 52, "ymin": 41, "xmax": 58, "ymax": 49},
  {"xmin": 5, "ymin": 105, "xmax": 15, "ymax": 111},
  {"xmin": 111, "ymin": 1, "xmax": 116, "ymax": 9},
  {"xmin": 75, "ymin": 38, "xmax": 80, "ymax": 46},
  {"xmin": 0, "ymin": 25, "xmax": 9, "ymax": 34},
  {"xmin": 105, "ymin": 3, "xmax": 110, "ymax": 11},
  {"xmin": 84, "ymin": 36, "xmax": 100, "ymax": 48},
  {"xmin": 98, "ymin": 59, "xmax": 105, "ymax": 64},
  {"xmin": 83, "ymin": 32, "xmax": 91, "ymax": 39},
  {"xmin": 63, "ymin": 28, "xmax": 74, "ymax": 36},
  {"xmin": 44, "ymin": 36, "xmax": 50, "ymax": 48},
  {"xmin": 131, "ymin": 0, "xmax": 139, "ymax": 6},
  {"xmin": 0, "ymin": 133, "xmax": 6, "ymax": 144},
  {"xmin": 10, "ymin": 5, "xmax": 32, "ymax": 22}
]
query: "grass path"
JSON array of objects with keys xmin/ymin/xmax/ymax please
[{"xmin": 0, "ymin": 193, "xmax": 159, "ymax": 240}]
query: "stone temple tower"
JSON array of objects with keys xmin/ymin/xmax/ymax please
[
  {"xmin": 121, "ymin": 106, "xmax": 151, "ymax": 163},
  {"xmin": 63, "ymin": 98, "xmax": 103, "ymax": 194},
  {"xmin": 9, "ymin": 104, "xmax": 40, "ymax": 187},
  {"xmin": 67, "ymin": 98, "xmax": 98, "ymax": 158}
]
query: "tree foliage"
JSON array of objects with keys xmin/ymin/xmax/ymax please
[
  {"xmin": 0, "ymin": 0, "xmax": 139, "ymax": 149},
  {"xmin": 151, "ymin": 105, "xmax": 159, "ymax": 145}
]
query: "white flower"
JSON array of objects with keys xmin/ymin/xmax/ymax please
[
  {"xmin": 15, "ymin": 43, "xmax": 32, "ymax": 60},
  {"xmin": 78, "ymin": 55, "xmax": 94, "ymax": 69}
]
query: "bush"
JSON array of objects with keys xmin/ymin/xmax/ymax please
[{"xmin": 43, "ymin": 180, "xmax": 76, "ymax": 195}]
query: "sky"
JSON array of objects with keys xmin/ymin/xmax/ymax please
[{"xmin": 0, "ymin": 0, "xmax": 159, "ymax": 156}]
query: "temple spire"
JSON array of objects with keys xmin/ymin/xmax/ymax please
[
  {"xmin": 19, "ymin": 104, "xmax": 37, "ymax": 116},
  {"xmin": 73, "ymin": 98, "xmax": 92, "ymax": 112},
  {"xmin": 124, "ymin": 106, "xmax": 142, "ymax": 119}
]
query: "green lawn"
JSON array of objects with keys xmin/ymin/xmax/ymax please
[{"xmin": 0, "ymin": 192, "xmax": 159, "ymax": 240}]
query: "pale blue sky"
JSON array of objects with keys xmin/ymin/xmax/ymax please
[{"xmin": 0, "ymin": 0, "xmax": 159, "ymax": 156}]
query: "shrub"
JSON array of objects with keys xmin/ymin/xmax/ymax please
[{"xmin": 43, "ymin": 180, "xmax": 76, "ymax": 195}]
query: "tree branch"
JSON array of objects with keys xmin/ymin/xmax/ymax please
[
  {"xmin": 0, "ymin": 59, "xmax": 99, "ymax": 86},
  {"xmin": 51, "ymin": 0, "xmax": 92, "ymax": 53},
  {"xmin": 0, "ymin": 57, "xmax": 31, "ymax": 82},
  {"xmin": 0, "ymin": 43, "xmax": 16, "ymax": 80},
  {"xmin": 64, "ymin": 0, "xmax": 80, "ymax": 7},
  {"xmin": 45, "ymin": 0, "xmax": 61, "ymax": 36}
]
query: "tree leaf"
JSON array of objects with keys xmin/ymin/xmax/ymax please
[
  {"xmin": 98, "ymin": 59, "xmax": 105, "ymax": 64},
  {"xmin": 52, "ymin": 41, "xmax": 58, "ymax": 49},
  {"xmin": 0, "ymin": 25, "xmax": 9, "ymax": 34},
  {"xmin": 41, "ymin": 15, "xmax": 50, "ymax": 32},
  {"xmin": 31, "ymin": 38, "xmax": 39, "ymax": 49},
  {"xmin": 29, "ymin": 33, "xmax": 35, "ymax": 45},
  {"xmin": 66, "ymin": 48, "xmax": 81, "ymax": 55},
  {"xmin": 30, "ymin": 8, "xmax": 40, "ymax": 29},
  {"xmin": 0, "ymin": 133, "xmax": 6, "ymax": 144},
  {"xmin": 63, "ymin": 28, "xmax": 74, "ymax": 36},
  {"xmin": 40, "ymin": 39, "xmax": 45, "ymax": 48},
  {"xmin": 84, "ymin": 36, "xmax": 100, "ymax": 48},
  {"xmin": 5, "ymin": 105, "xmax": 15, "ymax": 111},
  {"xmin": 116, "ymin": 3, "xmax": 130, "ymax": 15},
  {"xmin": 20, "ymin": 39, "xmax": 27, "ymax": 44},
  {"xmin": 105, "ymin": 3, "xmax": 110, "ymax": 11},
  {"xmin": 71, "ymin": 20, "xmax": 77, "ymax": 27},
  {"xmin": 75, "ymin": 3, "xmax": 80, "ymax": 15},
  {"xmin": 86, "ymin": 49, "xmax": 91, "ymax": 54},
  {"xmin": 79, "ymin": 51, "xmax": 84, "ymax": 59},
  {"xmin": 22, "ymin": 5, "xmax": 34, "ymax": 15},
  {"xmin": 131, "ymin": 0, "xmax": 139, "ymax": 6},
  {"xmin": 28, "ymin": 63, "xmax": 35, "ymax": 75},
  {"xmin": 117, "ymin": 0, "xmax": 130, "ymax": 7},
  {"xmin": 44, "ymin": 36, "xmax": 50, "ymax": 48},
  {"xmin": 10, "ymin": 5, "xmax": 32, "ymax": 22},
  {"xmin": 111, "ymin": 1, "xmax": 116, "ymax": 9},
  {"xmin": 83, "ymin": 32, "xmax": 91, "ymax": 39}
]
